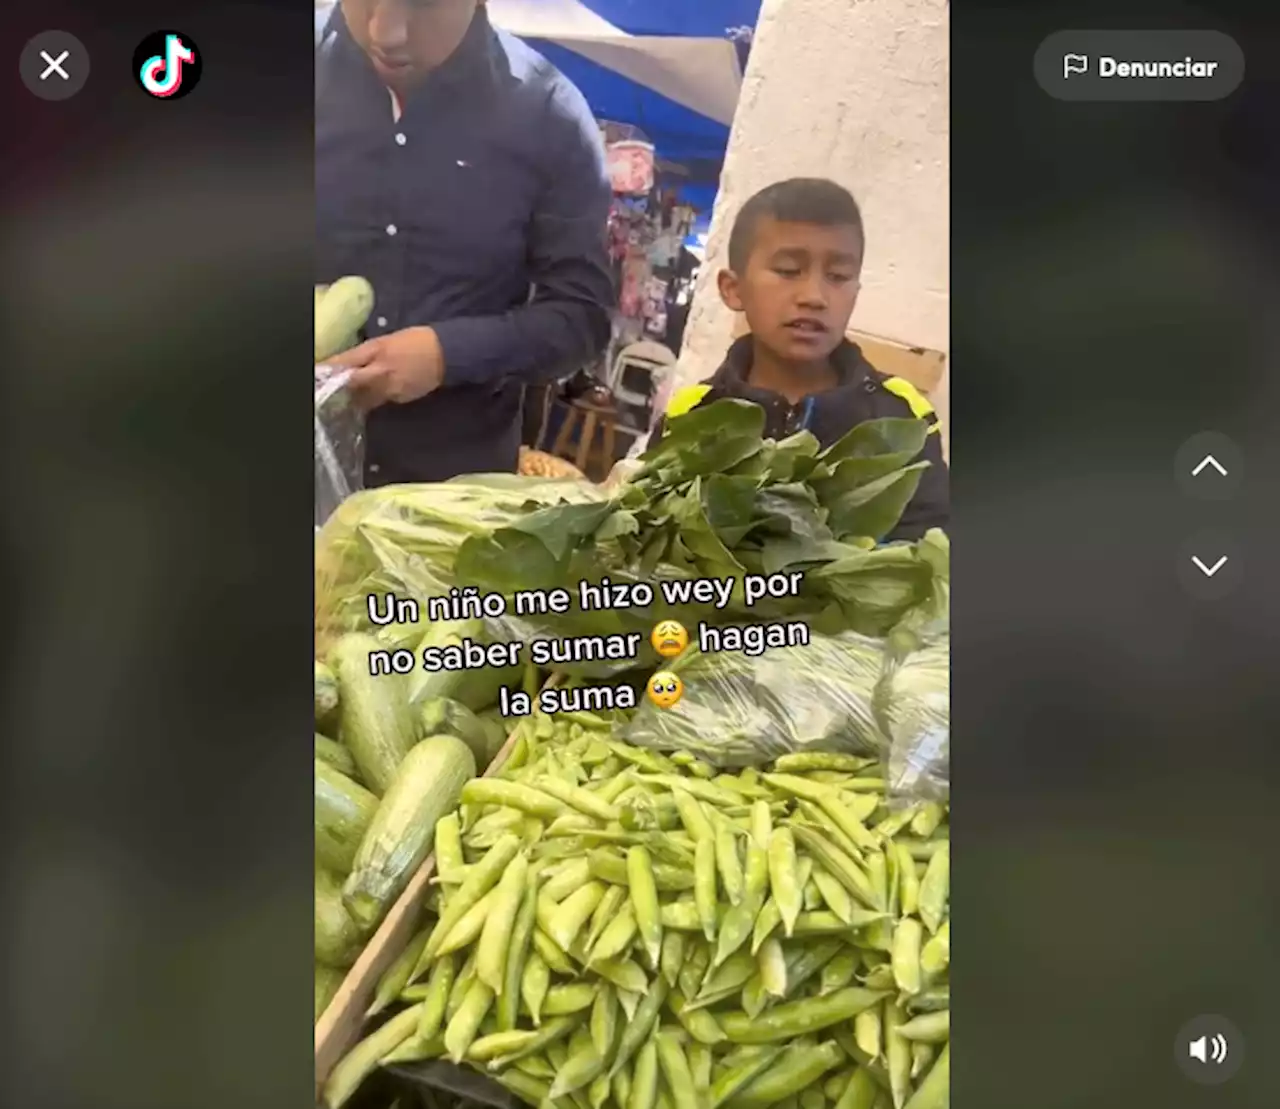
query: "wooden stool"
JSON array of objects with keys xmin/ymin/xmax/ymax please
[{"xmin": 551, "ymin": 396, "xmax": 619, "ymax": 482}]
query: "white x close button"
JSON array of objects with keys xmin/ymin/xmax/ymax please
[{"xmin": 20, "ymin": 31, "xmax": 91, "ymax": 101}]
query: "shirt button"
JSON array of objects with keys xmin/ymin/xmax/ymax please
[
  {"xmin": 376, "ymin": 316, "xmax": 388, "ymax": 328},
  {"xmin": 394, "ymin": 133, "xmax": 407, "ymax": 146},
  {"xmin": 386, "ymin": 224, "xmax": 397, "ymax": 237}
]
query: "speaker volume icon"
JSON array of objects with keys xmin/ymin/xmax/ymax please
[{"xmin": 1189, "ymin": 1033, "xmax": 1229, "ymax": 1064}]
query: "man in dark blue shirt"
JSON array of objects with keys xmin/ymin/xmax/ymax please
[{"xmin": 316, "ymin": 0, "xmax": 615, "ymax": 482}]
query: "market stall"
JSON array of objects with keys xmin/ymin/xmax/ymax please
[{"xmin": 312, "ymin": 396, "xmax": 951, "ymax": 1109}]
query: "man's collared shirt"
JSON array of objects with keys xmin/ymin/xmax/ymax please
[{"xmin": 316, "ymin": 8, "xmax": 614, "ymax": 481}]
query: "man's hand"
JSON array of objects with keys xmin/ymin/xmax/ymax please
[{"xmin": 328, "ymin": 326, "xmax": 446, "ymax": 408}]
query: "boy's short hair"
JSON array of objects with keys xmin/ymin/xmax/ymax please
[{"xmin": 727, "ymin": 178, "xmax": 865, "ymax": 273}]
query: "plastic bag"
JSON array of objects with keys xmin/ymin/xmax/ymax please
[
  {"xmin": 877, "ymin": 628, "xmax": 950, "ymax": 803},
  {"xmin": 315, "ymin": 366, "xmax": 365, "ymax": 529},
  {"xmin": 623, "ymin": 624, "xmax": 950, "ymax": 801},
  {"xmin": 313, "ymin": 474, "xmax": 604, "ymax": 653}
]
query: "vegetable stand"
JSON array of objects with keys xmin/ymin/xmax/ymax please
[{"xmin": 313, "ymin": 402, "xmax": 950, "ymax": 1109}]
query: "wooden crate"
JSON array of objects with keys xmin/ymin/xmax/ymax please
[{"xmin": 314, "ymin": 721, "xmax": 528, "ymax": 1096}]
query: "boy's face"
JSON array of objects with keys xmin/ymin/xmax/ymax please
[
  {"xmin": 719, "ymin": 217, "xmax": 863, "ymax": 363},
  {"xmin": 343, "ymin": 0, "xmax": 479, "ymax": 91}
]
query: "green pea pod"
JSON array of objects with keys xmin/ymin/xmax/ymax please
[
  {"xmin": 678, "ymin": 942, "xmax": 711, "ymax": 1003},
  {"xmin": 812, "ymin": 870, "xmax": 854, "ymax": 926},
  {"xmin": 752, "ymin": 899, "xmax": 782, "ymax": 954},
  {"xmin": 910, "ymin": 1042, "xmax": 935, "ymax": 1081},
  {"xmin": 720, "ymin": 987, "xmax": 889, "ymax": 1044},
  {"xmin": 769, "ymin": 828, "xmax": 803, "ymax": 936},
  {"xmin": 380, "ymin": 1033, "xmax": 444, "ymax": 1064},
  {"xmin": 543, "ymin": 982, "xmax": 597, "ymax": 1017},
  {"xmin": 723, "ymin": 1041, "xmax": 845, "ymax": 1109},
  {"xmin": 894, "ymin": 844, "xmax": 920, "ymax": 918},
  {"xmin": 417, "ymin": 952, "xmax": 456, "ymax": 1041},
  {"xmin": 591, "ymin": 984, "xmax": 619, "ymax": 1061},
  {"xmin": 702, "ymin": 949, "xmax": 757, "ymax": 998},
  {"xmin": 656, "ymin": 1030, "xmax": 702, "ymax": 1109},
  {"xmin": 799, "ymin": 1090, "xmax": 825, "ymax": 1109},
  {"xmin": 855, "ymin": 1005, "xmax": 883, "ymax": 1060},
  {"xmin": 715, "ymin": 816, "xmax": 746, "ymax": 905},
  {"xmin": 590, "ymin": 903, "xmax": 638, "ymax": 966},
  {"xmin": 628, "ymin": 1039, "xmax": 659, "ymax": 1109},
  {"xmin": 628, "ymin": 846, "xmax": 665, "ymax": 967},
  {"xmin": 905, "ymin": 988, "xmax": 949, "ymax": 1015},
  {"xmin": 695, "ymin": 837, "xmax": 718, "ymax": 941},
  {"xmin": 436, "ymin": 889, "xmax": 499, "ymax": 956},
  {"xmin": 791, "ymin": 827, "xmax": 880, "ymax": 910},
  {"xmin": 917, "ymin": 845, "xmax": 949, "ymax": 934},
  {"xmin": 824, "ymin": 1071, "xmax": 851, "ymax": 1103},
  {"xmin": 709, "ymin": 1046, "xmax": 785, "ymax": 1108},
  {"xmin": 660, "ymin": 931, "xmax": 686, "ymax": 989},
  {"xmin": 434, "ymin": 812, "xmax": 464, "ymax": 881},
  {"xmin": 834, "ymin": 1069, "xmax": 878, "ymax": 1109},
  {"xmin": 461, "ymin": 778, "xmax": 570, "ymax": 821},
  {"xmin": 533, "ymin": 928, "xmax": 578, "ymax": 974},
  {"xmin": 537, "ymin": 775, "xmax": 622, "ymax": 823},
  {"xmin": 486, "ymin": 1014, "xmax": 579, "ymax": 1071},
  {"xmin": 672, "ymin": 786, "xmax": 714, "ymax": 841},
  {"xmin": 549, "ymin": 1030, "xmax": 607, "ymax": 1100},
  {"xmin": 782, "ymin": 939, "xmax": 844, "ymax": 998},
  {"xmin": 498, "ymin": 874, "xmax": 541, "ymax": 1029},
  {"xmin": 468, "ymin": 1028, "xmax": 540, "ymax": 1064},
  {"xmin": 669, "ymin": 987, "xmax": 728, "ymax": 1044},
  {"xmin": 613, "ymin": 1063, "xmax": 634, "ymax": 1109},
  {"xmin": 897, "ymin": 1011, "xmax": 949, "ymax": 1044},
  {"xmin": 422, "ymin": 834, "xmax": 521, "ymax": 963},
  {"xmin": 617, "ymin": 987, "xmax": 641, "ymax": 1023},
  {"xmin": 444, "ymin": 979, "xmax": 495, "ymax": 1063},
  {"xmin": 322, "ymin": 1003, "xmax": 424, "ymax": 1109},
  {"xmin": 477, "ymin": 851, "xmax": 529, "ymax": 994},
  {"xmin": 773, "ymin": 752, "xmax": 873, "ymax": 773},
  {"xmin": 608, "ymin": 977, "xmax": 669, "ymax": 1078},
  {"xmin": 920, "ymin": 920, "xmax": 949, "ymax": 975},
  {"xmin": 593, "ymin": 957, "xmax": 649, "ymax": 994},
  {"xmin": 548, "ymin": 880, "xmax": 607, "ymax": 951},
  {"xmin": 758, "ymin": 937, "xmax": 787, "ymax": 998},
  {"xmin": 909, "ymin": 803, "xmax": 944, "ymax": 839},
  {"xmin": 515, "ymin": 1054, "xmax": 557, "ymax": 1080},
  {"xmin": 587, "ymin": 885, "xmax": 629, "ymax": 953},
  {"xmin": 496, "ymin": 1069, "xmax": 552, "ymax": 1107},
  {"xmin": 803, "ymin": 878, "xmax": 824, "ymax": 912},
  {"xmin": 901, "ymin": 1043, "xmax": 947, "ymax": 1109},
  {"xmin": 741, "ymin": 973, "xmax": 769, "ymax": 1019},
  {"xmin": 544, "ymin": 857, "xmax": 595, "ymax": 902},
  {"xmin": 884, "ymin": 1001, "xmax": 912, "ymax": 1109},
  {"xmin": 446, "ymin": 949, "xmax": 478, "ymax": 1021},
  {"xmin": 820, "ymin": 949, "xmax": 860, "ymax": 996},
  {"xmin": 589, "ymin": 1072, "xmax": 612, "ymax": 1109},
  {"xmin": 521, "ymin": 951, "xmax": 550, "ymax": 1025},
  {"xmin": 891, "ymin": 918, "xmax": 923, "ymax": 996},
  {"xmin": 370, "ymin": 925, "xmax": 431, "ymax": 1014},
  {"xmin": 866, "ymin": 851, "xmax": 889, "ymax": 910},
  {"xmin": 689, "ymin": 1041, "xmax": 714, "ymax": 1093}
]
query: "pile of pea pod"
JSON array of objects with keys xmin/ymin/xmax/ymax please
[{"xmin": 322, "ymin": 709, "xmax": 950, "ymax": 1109}]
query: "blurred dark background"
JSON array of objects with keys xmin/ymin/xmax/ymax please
[
  {"xmin": 952, "ymin": 3, "xmax": 1279, "ymax": 1108},
  {"xmin": 0, "ymin": 1, "xmax": 1276, "ymax": 1108}
]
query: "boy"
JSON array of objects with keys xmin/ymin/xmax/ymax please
[{"xmin": 653, "ymin": 178, "xmax": 948, "ymax": 541}]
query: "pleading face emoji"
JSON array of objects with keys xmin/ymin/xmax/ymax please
[
  {"xmin": 647, "ymin": 670, "xmax": 684, "ymax": 709},
  {"xmin": 650, "ymin": 620, "xmax": 689, "ymax": 659}
]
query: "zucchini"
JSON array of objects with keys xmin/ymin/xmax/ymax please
[
  {"xmin": 316, "ymin": 963, "xmax": 344, "ymax": 1023},
  {"xmin": 315, "ymin": 758, "xmax": 379, "ymax": 875},
  {"xmin": 316, "ymin": 275, "xmax": 374, "ymax": 362},
  {"xmin": 315, "ymin": 733, "xmax": 357, "ymax": 778},
  {"xmin": 418, "ymin": 696, "xmax": 496, "ymax": 768},
  {"xmin": 407, "ymin": 618, "xmax": 521, "ymax": 711},
  {"xmin": 315, "ymin": 660, "xmax": 340, "ymax": 725},
  {"xmin": 343, "ymin": 735, "xmax": 477, "ymax": 933},
  {"xmin": 329, "ymin": 633, "xmax": 418, "ymax": 796},
  {"xmin": 316, "ymin": 867, "xmax": 362, "ymax": 968}
]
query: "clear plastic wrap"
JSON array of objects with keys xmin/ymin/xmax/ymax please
[
  {"xmin": 313, "ymin": 474, "xmax": 605, "ymax": 654},
  {"xmin": 315, "ymin": 367, "xmax": 365, "ymax": 529},
  {"xmin": 623, "ymin": 623, "xmax": 950, "ymax": 801}
]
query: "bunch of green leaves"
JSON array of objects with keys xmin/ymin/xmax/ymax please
[{"xmin": 451, "ymin": 401, "xmax": 947, "ymax": 674}]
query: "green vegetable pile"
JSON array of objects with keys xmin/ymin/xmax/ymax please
[
  {"xmin": 323, "ymin": 706, "xmax": 950, "ymax": 1109},
  {"xmin": 315, "ymin": 639, "xmax": 510, "ymax": 1022}
]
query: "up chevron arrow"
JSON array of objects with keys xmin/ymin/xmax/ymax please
[
  {"xmin": 1192, "ymin": 454, "xmax": 1228, "ymax": 477},
  {"xmin": 1191, "ymin": 555, "xmax": 1228, "ymax": 577}
]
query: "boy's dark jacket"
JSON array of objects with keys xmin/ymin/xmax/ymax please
[{"xmin": 653, "ymin": 336, "xmax": 949, "ymax": 543}]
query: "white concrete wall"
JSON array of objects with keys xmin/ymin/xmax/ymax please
[{"xmin": 679, "ymin": 0, "xmax": 950, "ymax": 436}]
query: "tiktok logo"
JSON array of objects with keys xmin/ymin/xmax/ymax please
[{"xmin": 133, "ymin": 31, "xmax": 202, "ymax": 99}]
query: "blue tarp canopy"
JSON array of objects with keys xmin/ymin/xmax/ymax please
[{"xmin": 489, "ymin": 0, "xmax": 760, "ymax": 171}]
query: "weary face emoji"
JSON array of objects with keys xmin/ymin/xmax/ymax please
[
  {"xmin": 650, "ymin": 620, "xmax": 689, "ymax": 659},
  {"xmin": 647, "ymin": 670, "xmax": 684, "ymax": 709}
]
